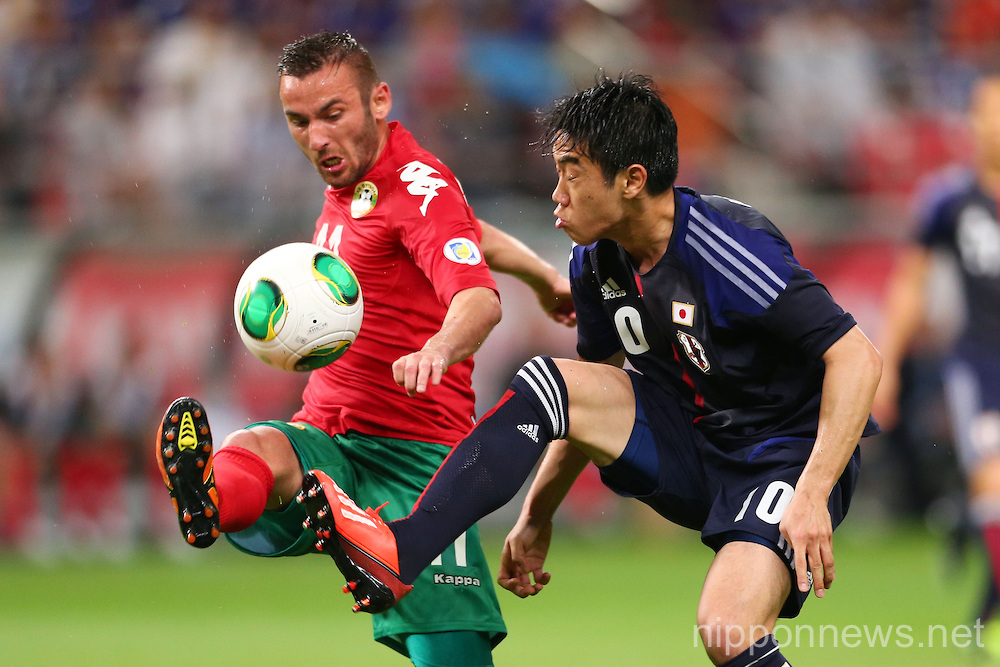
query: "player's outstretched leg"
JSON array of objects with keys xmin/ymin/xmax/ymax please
[
  {"xmin": 298, "ymin": 469, "xmax": 413, "ymax": 614},
  {"xmin": 155, "ymin": 397, "xmax": 220, "ymax": 548}
]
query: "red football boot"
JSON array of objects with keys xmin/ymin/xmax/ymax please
[
  {"xmin": 297, "ymin": 469, "xmax": 413, "ymax": 613},
  {"xmin": 155, "ymin": 397, "xmax": 220, "ymax": 548}
]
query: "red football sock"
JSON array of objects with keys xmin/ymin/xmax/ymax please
[{"xmin": 213, "ymin": 446, "xmax": 274, "ymax": 533}]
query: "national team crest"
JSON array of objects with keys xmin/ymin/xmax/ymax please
[
  {"xmin": 443, "ymin": 237, "xmax": 483, "ymax": 265},
  {"xmin": 672, "ymin": 301, "xmax": 695, "ymax": 326},
  {"xmin": 676, "ymin": 331, "xmax": 711, "ymax": 373},
  {"xmin": 351, "ymin": 181, "xmax": 378, "ymax": 218}
]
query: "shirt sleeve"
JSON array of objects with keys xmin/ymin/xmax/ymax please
[
  {"xmin": 680, "ymin": 208, "xmax": 855, "ymax": 359},
  {"xmin": 758, "ymin": 262, "xmax": 858, "ymax": 359},
  {"xmin": 393, "ymin": 164, "xmax": 498, "ymax": 305}
]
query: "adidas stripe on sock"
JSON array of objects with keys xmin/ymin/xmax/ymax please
[{"xmin": 514, "ymin": 355, "xmax": 569, "ymax": 440}]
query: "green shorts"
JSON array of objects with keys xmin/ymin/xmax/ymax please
[{"xmin": 225, "ymin": 421, "xmax": 507, "ymax": 655}]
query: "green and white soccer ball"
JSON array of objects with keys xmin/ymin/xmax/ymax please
[{"xmin": 234, "ymin": 242, "xmax": 363, "ymax": 372}]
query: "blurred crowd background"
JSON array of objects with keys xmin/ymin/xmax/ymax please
[{"xmin": 0, "ymin": 0, "xmax": 997, "ymax": 562}]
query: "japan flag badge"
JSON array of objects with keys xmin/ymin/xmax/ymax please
[{"xmin": 672, "ymin": 301, "xmax": 695, "ymax": 327}]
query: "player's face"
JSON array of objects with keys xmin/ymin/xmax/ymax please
[
  {"xmin": 551, "ymin": 138, "xmax": 625, "ymax": 245},
  {"xmin": 972, "ymin": 79, "xmax": 1000, "ymax": 170},
  {"xmin": 280, "ymin": 63, "xmax": 391, "ymax": 189}
]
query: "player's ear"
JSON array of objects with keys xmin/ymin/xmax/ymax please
[
  {"xmin": 370, "ymin": 82, "xmax": 391, "ymax": 121},
  {"xmin": 622, "ymin": 164, "xmax": 647, "ymax": 199}
]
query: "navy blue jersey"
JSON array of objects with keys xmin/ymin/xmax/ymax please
[
  {"xmin": 918, "ymin": 170, "xmax": 1000, "ymax": 355},
  {"xmin": 570, "ymin": 187, "xmax": 880, "ymax": 449}
]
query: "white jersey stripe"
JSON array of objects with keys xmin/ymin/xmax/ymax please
[
  {"xmin": 690, "ymin": 208, "xmax": 787, "ymax": 290},
  {"xmin": 687, "ymin": 220, "xmax": 780, "ymax": 301},
  {"xmin": 686, "ymin": 234, "xmax": 771, "ymax": 309}
]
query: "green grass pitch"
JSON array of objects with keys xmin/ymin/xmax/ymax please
[{"xmin": 0, "ymin": 523, "xmax": 990, "ymax": 666}]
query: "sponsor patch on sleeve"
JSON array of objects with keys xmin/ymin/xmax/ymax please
[{"xmin": 443, "ymin": 237, "xmax": 483, "ymax": 265}]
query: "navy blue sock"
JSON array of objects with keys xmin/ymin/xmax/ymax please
[
  {"xmin": 718, "ymin": 635, "xmax": 790, "ymax": 667},
  {"xmin": 391, "ymin": 355, "xmax": 569, "ymax": 583}
]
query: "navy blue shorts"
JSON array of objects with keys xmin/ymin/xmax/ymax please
[
  {"xmin": 943, "ymin": 352, "xmax": 1000, "ymax": 472},
  {"xmin": 598, "ymin": 370, "xmax": 861, "ymax": 618}
]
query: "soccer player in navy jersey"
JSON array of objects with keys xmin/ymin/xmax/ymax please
[
  {"xmin": 875, "ymin": 75, "xmax": 1000, "ymax": 634},
  {"xmin": 302, "ymin": 73, "xmax": 882, "ymax": 666}
]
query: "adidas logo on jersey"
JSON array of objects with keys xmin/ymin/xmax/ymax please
[
  {"xmin": 517, "ymin": 423, "xmax": 540, "ymax": 442},
  {"xmin": 601, "ymin": 278, "xmax": 627, "ymax": 300}
]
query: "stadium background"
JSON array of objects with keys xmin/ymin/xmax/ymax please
[{"xmin": 0, "ymin": 0, "xmax": 996, "ymax": 663}]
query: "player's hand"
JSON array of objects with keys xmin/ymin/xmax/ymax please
[
  {"xmin": 392, "ymin": 347, "xmax": 447, "ymax": 397},
  {"xmin": 779, "ymin": 489, "xmax": 835, "ymax": 598},
  {"xmin": 533, "ymin": 275, "xmax": 576, "ymax": 328},
  {"xmin": 498, "ymin": 518, "xmax": 553, "ymax": 598}
]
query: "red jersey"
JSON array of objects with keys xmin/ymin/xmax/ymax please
[{"xmin": 291, "ymin": 122, "xmax": 498, "ymax": 444}]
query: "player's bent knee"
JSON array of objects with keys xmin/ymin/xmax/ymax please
[
  {"xmin": 552, "ymin": 358, "xmax": 632, "ymax": 403},
  {"xmin": 220, "ymin": 425, "xmax": 274, "ymax": 456},
  {"xmin": 552, "ymin": 356, "xmax": 616, "ymax": 379},
  {"xmin": 548, "ymin": 359, "xmax": 635, "ymax": 453},
  {"xmin": 696, "ymin": 613, "xmax": 767, "ymax": 663},
  {"xmin": 220, "ymin": 426, "xmax": 301, "ymax": 481}
]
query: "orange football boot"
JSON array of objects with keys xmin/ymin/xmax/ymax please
[
  {"xmin": 155, "ymin": 397, "xmax": 220, "ymax": 548},
  {"xmin": 298, "ymin": 469, "xmax": 413, "ymax": 613}
]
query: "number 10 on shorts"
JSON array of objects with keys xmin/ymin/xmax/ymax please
[{"xmin": 734, "ymin": 481, "xmax": 795, "ymax": 525}]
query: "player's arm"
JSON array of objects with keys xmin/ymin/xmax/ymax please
[
  {"xmin": 498, "ymin": 350, "xmax": 626, "ymax": 597},
  {"xmin": 779, "ymin": 325, "xmax": 882, "ymax": 598},
  {"xmin": 392, "ymin": 286, "xmax": 501, "ymax": 397},
  {"xmin": 478, "ymin": 220, "xmax": 576, "ymax": 327},
  {"xmin": 870, "ymin": 244, "xmax": 931, "ymax": 428}
]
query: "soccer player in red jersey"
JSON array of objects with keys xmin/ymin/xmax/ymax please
[{"xmin": 155, "ymin": 31, "xmax": 573, "ymax": 667}]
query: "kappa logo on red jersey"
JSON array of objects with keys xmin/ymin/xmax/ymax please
[
  {"xmin": 399, "ymin": 161, "xmax": 448, "ymax": 216},
  {"xmin": 676, "ymin": 331, "xmax": 711, "ymax": 373}
]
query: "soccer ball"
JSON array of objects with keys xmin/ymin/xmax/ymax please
[{"xmin": 234, "ymin": 243, "xmax": 363, "ymax": 372}]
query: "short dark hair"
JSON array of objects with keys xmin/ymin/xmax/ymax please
[
  {"xmin": 277, "ymin": 31, "xmax": 379, "ymax": 96},
  {"xmin": 540, "ymin": 72, "xmax": 679, "ymax": 195}
]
